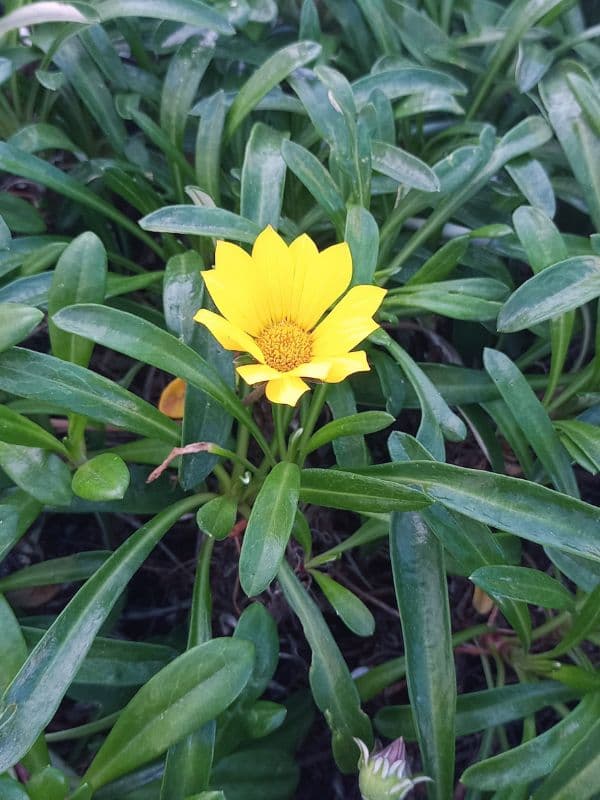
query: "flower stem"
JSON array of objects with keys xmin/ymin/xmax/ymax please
[{"xmin": 295, "ymin": 383, "xmax": 329, "ymax": 466}]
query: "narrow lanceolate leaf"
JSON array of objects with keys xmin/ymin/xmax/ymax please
[
  {"xmin": 530, "ymin": 714, "xmax": 600, "ymax": 800},
  {"xmin": 96, "ymin": 0, "xmax": 234, "ymax": 31},
  {"xmin": 0, "ymin": 443, "xmax": 72, "ymax": 506},
  {"xmin": 483, "ymin": 348, "xmax": 579, "ymax": 497},
  {"xmin": 225, "ymin": 41, "xmax": 321, "ymax": 139},
  {"xmin": 82, "ymin": 639, "xmax": 254, "ymax": 790},
  {"xmin": 497, "ymin": 256, "xmax": 600, "ymax": 332},
  {"xmin": 281, "ymin": 140, "xmax": 346, "ymax": 230},
  {"xmin": 0, "ymin": 2, "xmax": 98, "ymax": 37},
  {"xmin": 371, "ymin": 140, "xmax": 440, "ymax": 192},
  {"xmin": 51, "ymin": 304, "xmax": 272, "ymax": 458},
  {"xmin": 0, "ymin": 349, "xmax": 180, "ymax": 444},
  {"xmin": 390, "ymin": 512, "xmax": 455, "ymax": 800},
  {"xmin": 310, "ymin": 570, "xmax": 375, "ymax": 637},
  {"xmin": 240, "ymin": 123, "xmax": 288, "ymax": 229},
  {"xmin": 48, "ymin": 232, "xmax": 107, "ymax": 368},
  {"xmin": 140, "ymin": 206, "xmax": 261, "ymax": 243},
  {"xmin": 344, "ymin": 457, "xmax": 600, "ymax": 563},
  {"xmin": 0, "ymin": 405, "xmax": 68, "ymax": 457},
  {"xmin": 376, "ymin": 682, "xmax": 575, "ymax": 741},
  {"xmin": 300, "ymin": 469, "xmax": 431, "ymax": 514},
  {"xmin": 470, "ymin": 566, "xmax": 575, "ymax": 611},
  {"xmin": 540, "ymin": 61, "xmax": 600, "ymax": 232},
  {"xmin": 0, "ymin": 304, "xmax": 43, "ymax": 352},
  {"xmin": 0, "ymin": 551, "xmax": 110, "ymax": 592},
  {"xmin": 277, "ymin": 560, "xmax": 372, "ymax": 772},
  {"xmin": 0, "ymin": 496, "xmax": 204, "ymax": 771},
  {"xmin": 461, "ymin": 693, "xmax": 600, "ymax": 790},
  {"xmin": 240, "ymin": 463, "xmax": 300, "ymax": 597},
  {"xmin": 305, "ymin": 411, "xmax": 394, "ymax": 454}
]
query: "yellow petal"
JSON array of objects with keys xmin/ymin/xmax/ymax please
[
  {"xmin": 194, "ymin": 308, "xmax": 264, "ymax": 362},
  {"xmin": 321, "ymin": 351, "xmax": 370, "ymax": 382},
  {"xmin": 251, "ymin": 225, "xmax": 294, "ymax": 325},
  {"xmin": 237, "ymin": 363, "xmax": 282, "ymax": 385},
  {"xmin": 159, "ymin": 378, "xmax": 186, "ymax": 419},
  {"xmin": 201, "ymin": 240, "xmax": 264, "ymax": 335},
  {"xmin": 265, "ymin": 376, "xmax": 310, "ymax": 406},
  {"xmin": 312, "ymin": 285, "xmax": 386, "ymax": 356},
  {"xmin": 291, "ymin": 240, "xmax": 353, "ymax": 330},
  {"xmin": 288, "ymin": 359, "xmax": 334, "ymax": 380}
]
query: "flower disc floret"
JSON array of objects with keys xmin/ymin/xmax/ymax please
[
  {"xmin": 257, "ymin": 320, "xmax": 313, "ymax": 373},
  {"xmin": 194, "ymin": 225, "xmax": 386, "ymax": 406}
]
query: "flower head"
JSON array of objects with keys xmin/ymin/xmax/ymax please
[
  {"xmin": 194, "ymin": 226, "xmax": 386, "ymax": 406},
  {"xmin": 355, "ymin": 738, "xmax": 432, "ymax": 800}
]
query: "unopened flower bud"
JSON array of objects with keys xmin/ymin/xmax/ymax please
[{"xmin": 354, "ymin": 737, "xmax": 432, "ymax": 800}]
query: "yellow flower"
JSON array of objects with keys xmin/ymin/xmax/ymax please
[{"xmin": 194, "ymin": 226, "xmax": 386, "ymax": 406}]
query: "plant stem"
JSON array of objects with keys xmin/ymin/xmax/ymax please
[{"xmin": 295, "ymin": 383, "xmax": 329, "ymax": 466}]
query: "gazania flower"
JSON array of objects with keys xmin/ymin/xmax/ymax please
[{"xmin": 193, "ymin": 226, "xmax": 386, "ymax": 406}]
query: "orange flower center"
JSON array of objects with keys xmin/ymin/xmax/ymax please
[{"xmin": 257, "ymin": 320, "xmax": 313, "ymax": 372}]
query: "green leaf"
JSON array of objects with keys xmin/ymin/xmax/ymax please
[
  {"xmin": 0, "ymin": 490, "xmax": 42, "ymax": 562},
  {"xmin": 196, "ymin": 496, "xmax": 237, "ymax": 541},
  {"xmin": 0, "ymin": 2, "xmax": 98, "ymax": 37},
  {"xmin": 352, "ymin": 66, "xmax": 466, "ymax": 105},
  {"xmin": 240, "ymin": 463, "xmax": 300, "ymax": 596},
  {"xmin": 376, "ymin": 681, "xmax": 576, "ymax": 740},
  {"xmin": 82, "ymin": 639, "xmax": 254, "ymax": 791},
  {"xmin": 0, "ymin": 349, "xmax": 180, "ymax": 444},
  {"xmin": 547, "ymin": 583, "xmax": 600, "ymax": 657},
  {"xmin": 0, "ymin": 443, "xmax": 72, "ymax": 506},
  {"xmin": 194, "ymin": 90, "xmax": 227, "ymax": 205},
  {"xmin": 210, "ymin": 748, "xmax": 298, "ymax": 800},
  {"xmin": 326, "ymin": 383, "xmax": 369, "ymax": 467},
  {"xmin": 140, "ymin": 206, "xmax": 262, "ymax": 244},
  {"xmin": 555, "ymin": 420, "xmax": 600, "ymax": 475},
  {"xmin": 531, "ymin": 714, "xmax": 600, "ymax": 800},
  {"xmin": 388, "ymin": 432, "xmax": 532, "ymax": 648},
  {"xmin": 540, "ymin": 61, "xmax": 600, "ymax": 231},
  {"xmin": 305, "ymin": 411, "xmax": 393, "ymax": 454},
  {"xmin": 281, "ymin": 140, "xmax": 346, "ymax": 230},
  {"xmin": 52, "ymin": 37, "xmax": 126, "ymax": 154},
  {"xmin": 51, "ymin": 304, "xmax": 272, "ymax": 458},
  {"xmin": 225, "ymin": 41, "xmax": 321, "ymax": 139},
  {"xmin": 310, "ymin": 570, "xmax": 375, "ymax": 637},
  {"xmin": 0, "ymin": 194, "xmax": 45, "ymax": 234},
  {"xmin": 345, "ymin": 205, "xmax": 379, "ymax": 285},
  {"xmin": 371, "ymin": 140, "xmax": 440, "ymax": 192},
  {"xmin": 470, "ymin": 566, "xmax": 575, "ymax": 611},
  {"xmin": 0, "ymin": 777, "xmax": 30, "ymax": 799},
  {"xmin": 48, "ymin": 232, "xmax": 107, "ymax": 368},
  {"xmin": 0, "ymin": 304, "xmax": 43, "ymax": 352},
  {"xmin": 240, "ymin": 123, "xmax": 288, "ymax": 229},
  {"xmin": 386, "ymin": 278, "xmax": 506, "ymax": 321},
  {"xmin": 390, "ymin": 512, "xmax": 455, "ymax": 800},
  {"xmin": 300, "ymin": 468, "xmax": 431, "ymax": 514},
  {"xmin": 0, "ymin": 551, "xmax": 110, "ymax": 592},
  {"xmin": 0, "ymin": 495, "xmax": 203, "ymax": 770},
  {"xmin": 461, "ymin": 693, "xmax": 600, "ymax": 790},
  {"xmin": 0, "ymin": 404, "xmax": 68, "ymax": 456},
  {"xmin": 483, "ymin": 348, "xmax": 579, "ymax": 497},
  {"xmin": 160, "ymin": 40, "xmax": 213, "ymax": 153},
  {"xmin": 21, "ymin": 627, "xmax": 176, "ymax": 690},
  {"xmin": 278, "ymin": 560, "xmax": 372, "ymax": 772},
  {"xmin": 233, "ymin": 603, "xmax": 279, "ymax": 704},
  {"xmin": 346, "ymin": 456, "xmax": 600, "ymax": 563},
  {"xmin": 71, "ymin": 453, "xmax": 130, "ymax": 501},
  {"xmin": 96, "ymin": 0, "xmax": 234, "ymax": 31},
  {"xmin": 497, "ymin": 256, "xmax": 600, "ymax": 332},
  {"xmin": 506, "ymin": 157, "xmax": 555, "ymax": 219}
]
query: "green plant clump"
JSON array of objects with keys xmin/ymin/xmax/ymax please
[{"xmin": 0, "ymin": 0, "xmax": 599, "ymax": 798}]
